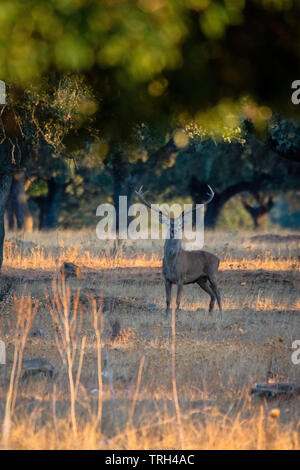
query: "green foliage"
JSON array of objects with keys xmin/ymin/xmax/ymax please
[
  {"xmin": 0, "ymin": 0, "xmax": 299, "ymax": 130},
  {"xmin": 158, "ymin": 115, "xmax": 299, "ymax": 198},
  {"xmin": 0, "ymin": 0, "xmax": 295, "ymax": 83},
  {"xmin": 1, "ymin": 0, "xmax": 300, "ymax": 229},
  {"xmin": 26, "ymin": 179, "xmax": 48, "ymax": 198},
  {"xmin": 23, "ymin": 75, "xmax": 96, "ymax": 162},
  {"xmin": 269, "ymin": 118, "xmax": 300, "ymax": 162},
  {"xmin": 0, "ymin": 0, "xmax": 213, "ymax": 82},
  {"xmin": 217, "ymin": 197, "xmax": 253, "ymax": 230},
  {"xmin": 270, "ymin": 192, "xmax": 300, "ymax": 229},
  {"xmin": 2, "ymin": 75, "xmax": 97, "ymax": 198}
]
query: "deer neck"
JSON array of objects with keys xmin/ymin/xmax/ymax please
[
  {"xmin": 164, "ymin": 238, "xmax": 182, "ymax": 259},
  {"xmin": 163, "ymin": 238, "xmax": 182, "ymax": 282}
]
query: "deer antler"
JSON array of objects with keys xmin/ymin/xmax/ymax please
[
  {"xmin": 135, "ymin": 186, "xmax": 169, "ymax": 218},
  {"xmin": 182, "ymin": 184, "xmax": 214, "ymax": 219}
]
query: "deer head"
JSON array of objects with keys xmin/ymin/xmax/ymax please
[{"xmin": 135, "ymin": 185, "xmax": 214, "ymax": 239}]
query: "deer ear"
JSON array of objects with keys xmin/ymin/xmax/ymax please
[
  {"xmin": 181, "ymin": 210, "xmax": 193, "ymax": 229},
  {"xmin": 176, "ymin": 215, "xmax": 183, "ymax": 230}
]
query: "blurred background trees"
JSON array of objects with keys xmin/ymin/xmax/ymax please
[{"xmin": 0, "ymin": 0, "xmax": 299, "ymax": 247}]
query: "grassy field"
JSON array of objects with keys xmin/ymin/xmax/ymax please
[{"xmin": 0, "ymin": 229, "xmax": 299, "ymax": 449}]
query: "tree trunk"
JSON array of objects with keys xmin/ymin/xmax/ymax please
[
  {"xmin": 36, "ymin": 178, "xmax": 66, "ymax": 230},
  {"xmin": 242, "ymin": 195, "xmax": 274, "ymax": 231},
  {"xmin": 109, "ymin": 139, "xmax": 178, "ymax": 232},
  {"xmin": 0, "ymin": 173, "xmax": 12, "ymax": 269},
  {"xmin": 6, "ymin": 170, "xmax": 33, "ymax": 231},
  {"xmin": 204, "ymin": 195, "xmax": 226, "ymax": 229},
  {"xmin": 6, "ymin": 194, "xmax": 15, "ymax": 230},
  {"xmin": 112, "ymin": 169, "xmax": 134, "ymax": 232},
  {"xmin": 190, "ymin": 177, "xmax": 267, "ymax": 229},
  {"xmin": 254, "ymin": 214, "xmax": 268, "ymax": 230}
]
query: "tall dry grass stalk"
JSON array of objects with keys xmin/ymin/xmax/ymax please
[
  {"xmin": 171, "ymin": 303, "xmax": 185, "ymax": 450},
  {"xmin": 120, "ymin": 355, "xmax": 145, "ymax": 450},
  {"xmin": 88, "ymin": 295, "xmax": 104, "ymax": 432},
  {"xmin": 1, "ymin": 292, "xmax": 38, "ymax": 448},
  {"xmin": 129, "ymin": 355, "xmax": 145, "ymax": 424},
  {"xmin": 46, "ymin": 276, "xmax": 86, "ymax": 439},
  {"xmin": 105, "ymin": 348, "xmax": 116, "ymax": 421},
  {"xmin": 52, "ymin": 383, "xmax": 58, "ymax": 440}
]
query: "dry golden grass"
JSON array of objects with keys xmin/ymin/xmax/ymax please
[{"xmin": 0, "ymin": 229, "xmax": 299, "ymax": 449}]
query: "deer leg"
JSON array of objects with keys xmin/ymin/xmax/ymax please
[
  {"xmin": 197, "ymin": 279, "xmax": 215, "ymax": 312},
  {"xmin": 208, "ymin": 278, "xmax": 222, "ymax": 312},
  {"xmin": 165, "ymin": 280, "xmax": 172, "ymax": 316},
  {"xmin": 176, "ymin": 283, "xmax": 183, "ymax": 311}
]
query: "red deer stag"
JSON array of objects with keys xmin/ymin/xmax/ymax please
[{"xmin": 135, "ymin": 186, "xmax": 222, "ymax": 315}]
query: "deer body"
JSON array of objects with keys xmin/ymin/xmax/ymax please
[
  {"xmin": 163, "ymin": 237, "xmax": 221, "ymax": 315},
  {"xmin": 135, "ymin": 185, "xmax": 222, "ymax": 315},
  {"xmin": 163, "ymin": 240, "xmax": 219, "ymax": 285}
]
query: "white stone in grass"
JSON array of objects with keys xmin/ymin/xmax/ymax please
[{"xmin": 90, "ymin": 388, "xmax": 104, "ymax": 395}]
